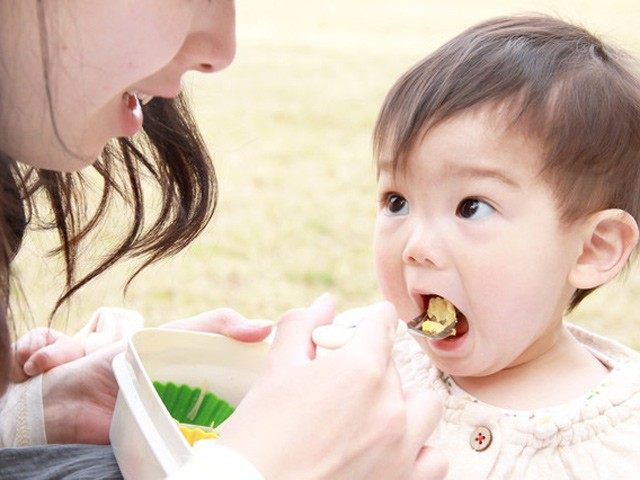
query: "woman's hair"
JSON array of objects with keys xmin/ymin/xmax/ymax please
[
  {"xmin": 0, "ymin": 2, "xmax": 219, "ymax": 393},
  {"xmin": 373, "ymin": 13, "xmax": 640, "ymax": 311},
  {"xmin": 0, "ymin": 94, "xmax": 218, "ymax": 393},
  {"xmin": 0, "ymin": 157, "xmax": 29, "ymax": 391}
]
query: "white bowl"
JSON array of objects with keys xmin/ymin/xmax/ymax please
[{"xmin": 110, "ymin": 328, "xmax": 270, "ymax": 480}]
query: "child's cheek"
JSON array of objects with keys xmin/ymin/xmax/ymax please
[{"xmin": 374, "ymin": 255, "xmax": 400, "ymax": 302}]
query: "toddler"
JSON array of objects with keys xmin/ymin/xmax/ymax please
[{"xmin": 373, "ymin": 14, "xmax": 640, "ymax": 479}]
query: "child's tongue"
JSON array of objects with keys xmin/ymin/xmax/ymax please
[{"xmin": 442, "ymin": 312, "xmax": 468, "ymax": 340}]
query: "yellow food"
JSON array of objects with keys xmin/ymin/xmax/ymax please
[
  {"xmin": 421, "ymin": 297, "xmax": 458, "ymax": 337},
  {"xmin": 427, "ymin": 297, "xmax": 457, "ymax": 327},
  {"xmin": 178, "ymin": 424, "xmax": 219, "ymax": 447},
  {"xmin": 421, "ymin": 320, "xmax": 445, "ymax": 335}
]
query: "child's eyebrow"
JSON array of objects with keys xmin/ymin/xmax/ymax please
[
  {"xmin": 447, "ymin": 164, "xmax": 520, "ymax": 188},
  {"xmin": 376, "ymin": 160, "xmax": 395, "ymax": 179},
  {"xmin": 376, "ymin": 159, "xmax": 521, "ymax": 188}
]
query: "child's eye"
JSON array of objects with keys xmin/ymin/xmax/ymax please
[
  {"xmin": 382, "ymin": 193, "xmax": 409, "ymax": 216},
  {"xmin": 456, "ymin": 197, "xmax": 494, "ymax": 220}
]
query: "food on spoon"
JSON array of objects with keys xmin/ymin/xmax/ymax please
[
  {"xmin": 422, "ymin": 296, "xmax": 457, "ymax": 336},
  {"xmin": 420, "ymin": 320, "xmax": 446, "ymax": 336}
]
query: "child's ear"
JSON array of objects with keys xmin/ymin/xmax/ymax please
[{"xmin": 569, "ymin": 209, "xmax": 639, "ymax": 289}]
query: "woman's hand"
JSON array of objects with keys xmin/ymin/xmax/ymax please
[
  {"xmin": 12, "ymin": 307, "xmax": 272, "ymax": 444},
  {"xmin": 11, "ymin": 328, "xmax": 85, "ymax": 383},
  {"xmin": 161, "ymin": 308, "xmax": 274, "ymax": 342},
  {"xmin": 217, "ymin": 294, "xmax": 448, "ymax": 480},
  {"xmin": 13, "ymin": 308, "xmax": 274, "ymax": 382},
  {"xmin": 10, "ymin": 308, "xmax": 144, "ymax": 383}
]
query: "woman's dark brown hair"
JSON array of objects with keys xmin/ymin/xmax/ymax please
[
  {"xmin": 374, "ymin": 14, "xmax": 640, "ymax": 312},
  {"xmin": 0, "ymin": 2, "xmax": 219, "ymax": 394},
  {"xmin": 0, "ymin": 94, "xmax": 218, "ymax": 394}
]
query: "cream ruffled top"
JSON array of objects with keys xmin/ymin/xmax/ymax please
[{"xmin": 393, "ymin": 323, "xmax": 640, "ymax": 479}]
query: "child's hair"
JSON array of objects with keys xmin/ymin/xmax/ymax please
[{"xmin": 373, "ymin": 13, "xmax": 640, "ymax": 311}]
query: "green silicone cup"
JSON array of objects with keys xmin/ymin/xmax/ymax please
[{"xmin": 153, "ymin": 381, "xmax": 236, "ymax": 428}]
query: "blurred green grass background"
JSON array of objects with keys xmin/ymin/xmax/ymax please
[{"xmin": 13, "ymin": 0, "xmax": 640, "ymax": 349}]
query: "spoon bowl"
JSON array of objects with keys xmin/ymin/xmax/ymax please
[{"xmin": 407, "ymin": 311, "xmax": 458, "ymax": 339}]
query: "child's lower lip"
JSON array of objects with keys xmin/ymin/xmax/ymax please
[
  {"xmin": 429, "ymin": 315, "xmax": 469, "ymax": 349},
  {"xmin": 429, "ymin": 332, "xmax": 466, "ymax": 352}
]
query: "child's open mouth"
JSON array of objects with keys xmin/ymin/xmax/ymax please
[{"xmin": 408, "ymin": 295, "xmax": 468, "ymax": 340}]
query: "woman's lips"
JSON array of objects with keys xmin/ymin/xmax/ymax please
[
  {"xmin": 121, "ymin": 91, "xmax": 155, "ymax": 136},
  {"xmin": 121, "ymin": 92, "xmax": 144, "ymax": 137}
]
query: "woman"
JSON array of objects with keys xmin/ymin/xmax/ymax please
[{"xmin": 0, "ymin": 1, "xmax": 446, "ymax": 478}]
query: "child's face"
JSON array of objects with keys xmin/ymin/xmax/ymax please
[{"xmin": 374, "ymin": 109, "xmax": 585, "ymax": 378}]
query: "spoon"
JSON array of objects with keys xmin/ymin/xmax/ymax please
[{"xmin": 406, "ymin": 311, "xmax": 458, "ymax": 340}]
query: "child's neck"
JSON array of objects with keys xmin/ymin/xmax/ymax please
[{"xmin": 451, "ymin": 326, "xmax": 609, "ymax": 410}]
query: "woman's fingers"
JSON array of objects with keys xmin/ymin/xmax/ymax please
[
  {"xmin": 340, "ymin": 301, "xmax": 398, "ymax": 366},
  {"xmin": 412, "ymin": 443, "xmax": 449, "ymax": 480},
  {"xmin": 162, "ymin": 308, "xmax": 273, "ymax": 342},
  {"xmin": 75, "ymin": 307, "xmax": 144, "ymax": 354},
  {"xmin": 268, "ymin": 293, "xmax": 335, "ymax": 363},
  {"xmin": 404, "ymin": 388, "xmax": 443, "ymax": 451},
  {"xmin": 14, "ymin": 333, "xmax": 85, "ymax": 380},
  {"xmin": 12, "ymin": 329, "xmax": 73, "ymax": 381}
]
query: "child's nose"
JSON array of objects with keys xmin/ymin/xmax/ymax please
[{"xmin": 402, "ymin": 225, "xmax": 446, "ymax": 268}]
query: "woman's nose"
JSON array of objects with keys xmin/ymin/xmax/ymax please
[{"xmin": 183, "ymin": 0, "xmax": 237, "ymax": 74}]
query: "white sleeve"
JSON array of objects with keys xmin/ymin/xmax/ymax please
[
  {"xmin": 0, "ymin": 374, "xmax": 46, "ymax": 446},
  {"xmin": 168, "ymin": 440, "xmax": 265, "ymax": 480}
]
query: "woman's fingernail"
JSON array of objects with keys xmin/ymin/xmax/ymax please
[
  {"xmin": 312, "ymin": 324, "xmax": 355, "ymax": 350},
  {"xmin": 245, "ymin": 319, "xmax": 275, "ymax": 328},
  {"xmin": 23, "ymin": 360, "xmax": 37, "ymax": 377}
]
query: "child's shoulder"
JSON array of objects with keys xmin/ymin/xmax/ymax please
[{"xmin": 566, "ymin": 322, "xmax": 640, "ymax": 366}]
